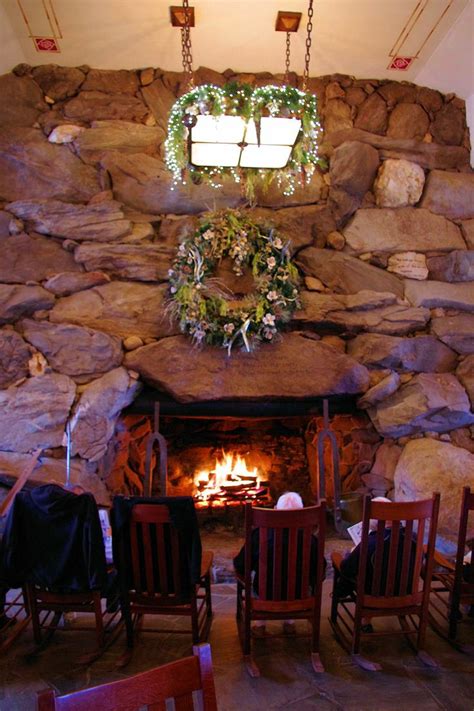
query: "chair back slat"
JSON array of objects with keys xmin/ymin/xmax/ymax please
[
  {"xmin": 371, "ymin": 520, "xmax": 386, "ymax": 596},
  {"xmin": 173, "ymin": 694, "xmax": 195, "ymax": 711},
  {"xmin": 141, "ymin": 523, "xmax": 156, "ymax": 596},
  {"xmin": 130, "ymin": 523, "xmax": 142, "ymax": 594},
  {"xmin": 257, "ymin": 526, "xmax": 268, "ymax": 598},
  {"xmin": 385, "ymin": 521, "xmax": 400, "ymax": 596},
  {"xmin": 287, "ymin": 527, "xmax": 298, "ymax": 600},
  {"xmin": 273, "ymin": 527, "xmax": 283, "ymax": 600},
  {"xmin": 249, "ymin": 504, "xmax": 325, "ymax": 604},
  {"xmin": 155, "ymin": 524, "xmax": 169, "ymax": 596},
  {"xmin": 398, "ymin": 519, "xmax": 414, "ymax": 596},
  {"xmin": 359, "ymin": 494, "xmax": 439, "ymax": 606}
]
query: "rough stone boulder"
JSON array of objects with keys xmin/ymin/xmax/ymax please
[
  {"xmin": 43, "ymin": 271, "xmax": 111, "ymax": 296},
  {"xmin": 0, "ymin": 233, "xmax": 80, "ymax": 283},
  {"xmin": 81, "ymin": 68, "xmax": 139, "ymax": 95},
  {"xmin": 369, "ymin": 441, "xmax": 402, "ymax": 482},
  {"xmin": 140, "ymin": 77, "xmax": 177, "ymax": 131},
  {"xmin": 456, "ymin": 355, "xmax": 474, "ymax": 407},
  {"xmin": 63, "ymin": 91, "xmax": 148, "ymax": 122},
  {"xmin": 347, "ymin": 333, "xmax": 458, "ymax": 372},
  {"xmin": 431, "ymin": 102, "xmax": 465, "ymax": 146},
  {"xmin": 0, "ymin": 373, "xmax": 76, "ymax": 452},
  {"xmin": 0, "ymin": 451, "xmax": 110, "ymax": 506},
  {"xmin": 323, "ymin": 98, "xmax": 353, "ymax": 134},
  {"xmin": 343, "ymin": 207, "xmax": 465, "ymax": 254},
  {"xmin": 74, "ymin": 120, "xmax": 164, "ymax": 161},
  {"xmin": 325, "ymin": 128, "xmax": 470, "ymax": 171},
  {"xmin": 374, "ymin": 159, "xmax": 425, "ymax": 208},
  {"xmin": 6, "ymin": 198, "xmax": 131, "ymax": 241},
  {"xmin": 431, "ymin": 314, "xmax": 474, "ymax": 355},
  {"xmin": 461, "ymin": 219, "xmax": 474, "ymax": 249},
  {"xmin": 427, "ymin": 251, "xmax": 474, "ymax": 282},
  {"xmin": 70, "ymin": 367, "xmax": 140, "ymax": 461},
  {"xmin": 0, "ymin": 127, "xmax": 100, "ymax": 202},
  {"xmin": 254, "ymin": 171, "xmax": 325, "ymax": 208},
  {"xmin": 394, "ymin": 439, "xmax": 474, "ymax": 545},
  {"xmin": 405, "ymin": 280, "xmax": 474, "ymax": 312},
  {"xmin": 420, "ymin": 170, "xmax": 474, "ymax": 220},
  {"xmin": 368, "ymin": 373, "xmax": 474, "ymax": 438},
  {"xmin": 0, "ymin": 329, "xmax": 31, "ymax": 389},
  {"xmin": 0, "ymin": 285, "xmax": 55, "ymax": 324},
  {"xmin": 354, "ymin": 93, "xmax": 387, "ymax": 134},
  {"xmin": 21, "ymin": 319, "xmax": 123, "ymax": 380},
  {"xmin": 0, "ymin": 74, "xmax": 47, "ymax": 127},
  {"xmin": 101, "ymin": 152, "xmax": 245, "ymax": 215},
  {"xmin": 124, "ymin": 334, "xmax": 370, "ymax": 403},
  {"xmin": 293, "ymin": 292, "xmax": 429, "ymax": 335},
  {"xmin": 357, "ymin": 372, "xmax": 401, "ymax": 409},
  {"xmin": 386, "ymin": 103, "xmax": 429, "ymax": 140},
  {"xmin": 296, "ymin": 247, "xmax": 404, "ymax": 297},
  {"xmin": 249, "ymin": 206, "xmax": 320, "ymax": 254},
  {"xmin": 74, "ymin": 242, "xmax": 175, "ymax": 282},
  {"xmin": 49, "ymin": 282, "xmax": 178, "ymax": 339},
  {"xmin": 329, "ymin": 141, "xmax": 379, "ymax": 198},
  {"xmin": 31, "ymin": 65, "xmax": 85, "ymax": 101}
]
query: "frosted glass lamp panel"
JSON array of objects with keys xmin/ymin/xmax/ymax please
[
  {"xmin": 240, "ymin": 144, "xmax": 292, "ymax": 169},
  {"xmin": 191, "ymin": 115, "xmax": 246, "ymax": 143},
  {"xmin": 244, "ymin": 117, "xmax": 301, "ymax": 146},
  {"xmin": 191, "ymin": 142, "xmax": 241, "ymax": 167}
]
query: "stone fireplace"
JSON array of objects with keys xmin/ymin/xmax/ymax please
[{"xmin": 0, "ymin": 63, "xmax": 473, "ymax": 544}]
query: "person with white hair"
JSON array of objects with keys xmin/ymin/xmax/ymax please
[{"xmin": 233, "ymin": 491, "xmax": 325, "ymax": 637}]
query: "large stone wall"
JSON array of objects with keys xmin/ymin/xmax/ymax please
[{"xmin": 0, "ymin": 63, "xmax": 473, "ymax": 514}]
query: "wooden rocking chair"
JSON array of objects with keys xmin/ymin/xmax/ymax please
[
  {"xmin": 330, "ymin": 494, "xmax": 440, "ymax": 671},
  {"xmin": 115, "ymin": 500, "xmax": 213, "ymax": 666},
  {"xmin": 36, "ymin": 642, "xmax": 218, "ymax": 710},
  {"xmin": 429, "ymin": 486, "xmax": 474, "ymax": 653},
  {"xmin": 236, "ymin": 501, "xmax": 326, "ymax": 677}
]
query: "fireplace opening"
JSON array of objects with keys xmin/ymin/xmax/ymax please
[{"xmin": 101, "ymin": 393, "xmax": 381, "ymax": 524}]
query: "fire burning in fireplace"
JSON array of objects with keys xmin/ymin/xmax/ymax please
[{"xmin": 194, "ymin": 451, "xmax": 270, "ymax": 509}]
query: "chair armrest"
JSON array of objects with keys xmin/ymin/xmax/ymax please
[
  {"xmin": 201, "ymin": 550, "xmax": 214, "ymax": 577},
  {"xmin": 432, "ymin": 549, "xmax": 456, "ymax": 571},
  {"xmin": 331, "ymin": 551, "xmax": 343, "ymax": 572}
]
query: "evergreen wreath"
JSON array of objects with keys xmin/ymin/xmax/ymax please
[{"xmin": 167, "ymin": 209, "xmax": 300, "ymax": 354}]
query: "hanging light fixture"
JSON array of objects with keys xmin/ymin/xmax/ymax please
[{"xmin": 165, "ymin": 0, "xmax": 322, "ymax": 198}]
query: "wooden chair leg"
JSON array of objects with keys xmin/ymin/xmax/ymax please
[{"xmin": 26, "ymin": 587, "xmax": 42, "ymax": 645}]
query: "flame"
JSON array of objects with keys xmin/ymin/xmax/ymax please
[{"xmin": 195, "ymin": 452, "xmax": 260, "ymax": 501}]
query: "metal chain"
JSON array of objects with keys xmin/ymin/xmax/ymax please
[
  {"xmin": 302, "ymin": 0, "xmax": 314, "ymax": 92},
  {"xmin": 180, "ymin": 0, "xmax": 194, "ymax": 89},
  {"xmin": 284, "ymin": 32, "xmax": 291, "ymax": 83}
]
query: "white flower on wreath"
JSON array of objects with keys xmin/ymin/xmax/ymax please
[
  {"xmin": 267, "ymin": 290, "xmax": 279, "ymax": 302},
  {"xmin": 168, "ymin": 268, "xmax": 175, "ymax": 277},
  {"xmin": 170, "ymin": 285, "xmax": 177, "ymax": 294},
  {"xmin": 202, "ymin": 229, "xmax": 215, "ymax": 240},
  {"xmin": 267, "ymin": 256, "xmax": 276, "ymax": 269},
  {"xmin": 178, "ymin": 243, "xmax": 186, "ymax": 255},
  {"xmin": 223, "ymin": 323, "xmax": 235, "ymax": 334},
  {"xmin": 262, "ymin": 313, "xmax": 275, "ymax": 327},
  {"xmin": 272, "ymin": 237, "xmax": 283, "ymax": 249},
  {"xmin": 187, "ymin": 104, "xmax": 199, "ymax": 115},
  {"xmin": 266, "ymin": 100, "xmax": 280, "ymax": 115}
]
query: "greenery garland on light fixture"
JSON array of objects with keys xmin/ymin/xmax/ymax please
[
  {"xmin": 165, "ymin": 82, "xmax": 323, "ymax": 200},
  {"xmin": 167, "ymin": 209, "xmax": 300, "ymax": 354}
]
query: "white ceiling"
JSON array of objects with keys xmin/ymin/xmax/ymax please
[{"xmin": 1, "ymin": 0, "xmax": 472, "ymax": 97}]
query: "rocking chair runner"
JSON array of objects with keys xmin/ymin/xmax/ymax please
[
  {"xmin": 236, "ymin": 501, "xmax": 326, "ymax": 677},
  {"xmin": 36, "ymin": 642, "xmax": 218, "ymax": 710},
  {"xmin": 114, "ymin": 499, "xmax": 213, "ymax": 660},
  {"xmin": 330, "ymin": 494, "xmax": 440, "ymax": 671},
  {"xmin": 429, "ymin": 486, "xmax": 474, "ymax": 648}
]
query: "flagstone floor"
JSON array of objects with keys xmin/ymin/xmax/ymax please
[{"xmin": 0, "ymin": 534, "xmax": 473, "ymax": 711}]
